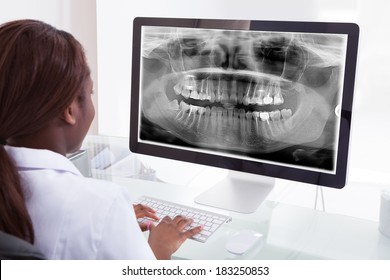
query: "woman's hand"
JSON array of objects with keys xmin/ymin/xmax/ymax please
[
  {"xmin": 133, "ymin": 204, "xmax": 159, "ymax": 231},
  {"xmin": 147, "ymin": 215, "xmax": 203, "ymax": 260}
]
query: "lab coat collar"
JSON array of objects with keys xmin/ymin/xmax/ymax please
[{"xmin": 4, "ymin": 146, "xmax": 82, "ymax": 176}]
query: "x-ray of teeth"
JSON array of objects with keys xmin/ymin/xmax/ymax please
[{"xmin": 139, "ymin": 26, "xmax": 348, "ymax": 172}]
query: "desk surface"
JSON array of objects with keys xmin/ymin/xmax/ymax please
[
  {"xmin": 82, "ymin": 135, "xmax": 390, "ymax": 259},
  {"xmin": 111, "ymin": 176, "xmax": 390, "ymax": 260}
]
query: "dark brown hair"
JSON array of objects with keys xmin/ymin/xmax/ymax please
[{"xmin": 0, "ymin": 19, "xmax": 90, "ymax": 243}]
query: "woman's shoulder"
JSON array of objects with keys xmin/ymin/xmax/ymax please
[{"xmin": 23, "ymin": 166, "xmax": 133, "ymax": 218}]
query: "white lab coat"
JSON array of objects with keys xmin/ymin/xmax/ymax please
[{"xmin": 5, "ymin": 146, "xmax": 156, "ymax": 260}]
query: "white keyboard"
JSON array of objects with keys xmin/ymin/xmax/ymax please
[{"xmin": 135, "ymin": 196, "xmax": 232, "ymax": 243}]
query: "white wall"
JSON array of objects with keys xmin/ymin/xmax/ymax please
[
  {"xmin": 2, "ymin": 0, "xmax": 388, "ymax": 220},
  {"xmin": 96, "ymin": 0, "xmax": 390, "ymax": 179},
  {"xmin": 0, "ymin": 0, "xmax": 98, "ymax": 133}
]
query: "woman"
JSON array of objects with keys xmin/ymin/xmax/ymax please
[{"xmin": 0, "ymin": 19, "xmax": 201, "ymax": 259}]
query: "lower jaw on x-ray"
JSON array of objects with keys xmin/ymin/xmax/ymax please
[{"xmin": 139, "ymin": 27, "xmax": 346, "ymax": 172}]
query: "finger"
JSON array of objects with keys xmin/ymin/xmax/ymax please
[
  {"xmin": 141, "ymin": 211, "xmax": 160, "ymax": 221},
  {"xmin": 134, "ymin": 203, "xmax": 157, "ymax": 214},
  {"xmin": 172, "ymin": 215, "xmax": 186, "ymax": 225},
  {"xmin": 134, "ymin": 209, "xmax": 146, "ymax": 219},
  {"xmin": 133, "ymin": 203, "xmax": 144, "ymax": 212},
  {"xmin": 139, "ymin": 223, "xmax": 148, "ymax": 232},
  {"xmin": 171, "ymin": 215, "xmax": 192, "ymax": 231},
  {"xmin": 146, "ymin": 221, "xmax": 154, "ymax": 231},
  {"xmin": 182, "ymin": 225, "xmax": 203, "ymax": 239},
  {"xmin": 161, "ymin": 216, "xmax": 172, "ymax": 223},
  {"xmin": 140, "ymin": 204, "xmax": 157, "ymax": 213},
  {"xmin": 133, "ymin": 203, "xmax": 141, "ymax": 209},
  {"xmin": 139, "ymin": 220, "xmax": 154, "ymax": 232},
  {"xmin": 134, "ymin": 209, "xmax": 159, "ymax": 220}
]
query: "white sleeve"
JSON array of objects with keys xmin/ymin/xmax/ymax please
[{"xmin": 95, "ymin": 190, "xmax": 156, "ymax": 260}]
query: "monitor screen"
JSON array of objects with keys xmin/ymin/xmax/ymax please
[{"xmin": 130, "ymin": 17, "xmax": 359, "ymax": 190}]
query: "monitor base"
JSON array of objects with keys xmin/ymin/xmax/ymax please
[{"xmin": 194, "ymin": 170, "xmax": 275, "ymax": 214}]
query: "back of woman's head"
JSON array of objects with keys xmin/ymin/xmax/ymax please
[
  {"xmin": 0, "ymin": 19, "xmax": 90, "ymax": 138},
  {"xmin": 0, "ymin": 19, "xmax": 90, "ymax": 243}
]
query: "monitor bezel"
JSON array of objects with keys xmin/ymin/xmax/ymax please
[{"xmin": 130, "ymin": 17, "xmax": 359, "ymax": 188}]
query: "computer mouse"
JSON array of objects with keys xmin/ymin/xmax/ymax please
[{"xmin": 225, "ymin": 229, "xmax": 263, "ymax": 255}]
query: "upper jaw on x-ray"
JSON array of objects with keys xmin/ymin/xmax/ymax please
[{"xmin": 140, "ymin": 27, "xmax": 346, "ymax": 158}]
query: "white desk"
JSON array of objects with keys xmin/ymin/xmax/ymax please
[
  {"xmin": 111, "ymin": 176, "xmax": 390, "ymax": 260},
  {"xmin": 81, "ymin": 135, "xmax": 390, "ymax": 259}
]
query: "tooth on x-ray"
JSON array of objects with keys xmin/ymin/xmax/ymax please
[{"xmin": 140, "ymin": 26, "xmax": 346, "ymax": 166}]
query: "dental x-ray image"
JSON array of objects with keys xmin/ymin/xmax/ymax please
[{"xmin": 138, "ymin": 26, "xmax": 348, "ymax": 173}]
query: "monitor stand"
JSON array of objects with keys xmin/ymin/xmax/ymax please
[{"xmin": 194, "ymin": 170, "xmax": 275, "ymax": 214}]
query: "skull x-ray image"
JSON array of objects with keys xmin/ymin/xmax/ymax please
[{"xmin": 139, "ymin": 26, "xmax": 348, "ymax": 172}]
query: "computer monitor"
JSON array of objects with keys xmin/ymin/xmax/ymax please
[{"xmin": 130, "ymin": 17, "xmax": 359, "ymax": 213}]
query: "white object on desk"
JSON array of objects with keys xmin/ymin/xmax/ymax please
[
  {"xmin": 379, "ymin": 189, "xmax": 390, "ymax": 238},
  {"xmin": 225, "ymin": 229, "xmax": 264, "ymax": 255},
  {"xmin": 67, "ymin": 150, "xmax": 91, "ymax": 177},
  {"xmin": 91, "ymin": 146, "xmax": 116, "ymax": 170}
]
